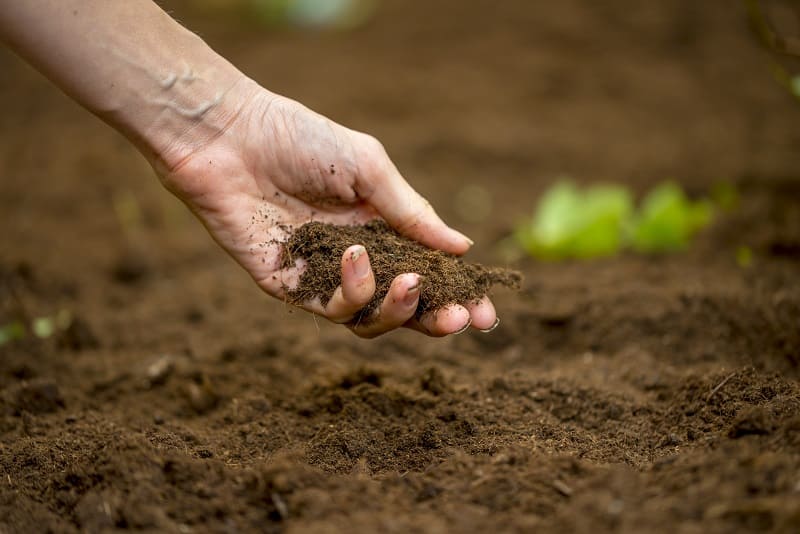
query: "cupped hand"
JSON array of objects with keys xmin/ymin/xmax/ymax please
[{"xmin": 158, "ymin": 83, "xmax": 498, "ymax": 337}]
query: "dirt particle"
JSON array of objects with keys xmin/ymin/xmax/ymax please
[
  {"xmin": 185, "ymin": 376, "xmax": 219, "ymax": 414},
  {"xmin": 184, "ymin": 307, "xmax": 205, "ymax": 324},
  {"xmin": 5, "ymin": 380, "xmax": 65, "ymax": 415},
  {"xmin": 420, "ymin": 367, "xmax": 450, "ymax": 395},
  {"xmin": 417, "ymin": 423, "xmax": 442, "ymax": 449},
  {"xmin": 110, "ymin": 252, "xmax": 150, "ymax": 285},
  {"xmin": 416, "ymin": 483, "xmax": 443, "ymax": 502},
  {"xmin": 57, "ymin": 316, "xmax": 99, "ymax": 351},
  {"xmin": 145, "ymin": 355, "xmax": 175, "ymax": 387},
  {"xmin": 336, "ymin": 368, "xmax": 382, "ymax": 389},
  {"xmin": 728, "ymin": 407, "xmax": 774, "ymax": 438}
]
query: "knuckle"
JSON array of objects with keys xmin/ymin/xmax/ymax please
[
  {"xmin": 359, "ymin": 133, "xmax": 386, "ymax": 156},
  {"xmin": 355, "ymin": 134, "xmax": 390, "ymax": 175}
]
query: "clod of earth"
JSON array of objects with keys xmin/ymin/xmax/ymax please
[{"xmin": 280, "ymin": 221, "xmax": 522, "ymax": 324}]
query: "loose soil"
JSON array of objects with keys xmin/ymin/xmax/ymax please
[
  {"xmin": 2, "ymin": 1, "xmax": 800, "ymax": 533},
  {"xmin": 282, "ymin": 220, "xmax": 521, "ymax": 320}
]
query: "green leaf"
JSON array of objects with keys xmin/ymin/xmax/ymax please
[
  {"xmin": 515, "ymin": 180, "xmax": 718, "ymax": 261},
  {"xmin": 792, "ymin": 76, "xmax": 800, "ymax": 99},
  {"xmin": 251, "ymin": 0, "xmax": 291, "ymax": 25},
  {"xmin": 516, "ymin": 181, "xmax": 632, "ymax": 260},
  {"xmin": 0, "ymin": 321, "xmax": 26, "ymax": 346},
  {"xmin": 629, "ymin": 182, "xmax": 713, "ymax": 253},
  {"xmin": 710, "ymin": 182, "xmax": 739, "ymax": 211},
  {"xmin": 32, "ymin": 317, "xmax": 55, "ymax": 339},
  {"xmin": 573, "ymin": 185, "xmax": 633, "ymax": 258},
  {"xmin": 736, "ymin": 246, "xmax": 753, "ymax": 268}
]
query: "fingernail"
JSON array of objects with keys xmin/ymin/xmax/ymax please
[
  {"xmin": 459, "ymin": 232, "xmax": 475, "ymax": 246},
  {"xmin": 404, "ymin": 284, "xmax": 420, "ymax": 307},
  {"xmin": 454, "ymin": 319, "xmax": 472, "ymax": 335},
  {"xmin": 479, "ymin": 317, "xmax": 500, "ymax": 333},
  {"xmin": 350, "ymin": 246, "xmax": 369, "ymax": 278}
]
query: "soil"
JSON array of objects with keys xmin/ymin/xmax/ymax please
[
  {"xmin": 2, "ymin": 1, "xmax": 800, "ymax": 533},
  {"xmin": 281, "ymin": 220, "xmax": 521, "ymax": 320}
]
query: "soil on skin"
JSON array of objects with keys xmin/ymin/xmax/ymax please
[
  {"xmin": 2, "ymin": 1, "xmax": 800, "ymax": 533},
  {"xmin": 282, "ymin": 220, "xmax": 522, "ymax": 321}
]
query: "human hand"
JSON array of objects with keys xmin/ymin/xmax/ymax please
[{"xmin": 159, "ymin": 83, "xmax": 498, "ymax": 337}]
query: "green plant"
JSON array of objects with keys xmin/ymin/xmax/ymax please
[
  {"xmin": 628, "ymin": 182, "xmax": 713, "ymax": 253},
  {"xmin": 745, "ymin": 0, "xmax": 800, "ymax": 101},
  {"xmin": 0, "ymin": 321, "xmax": 26, "ymax": 346},
  {"xmin": 736, "ymin": 245, "xmax": 754, "ymax": 268},
  {"xmin": 514, "ymin": 180, "xmax": 723, "ymax": 260},
  {"xmin": 515, "ymin": 182, "xmax": 633, "ymax": 260},
  {"xmin": 0, "ymin": 310, "xmax": 73, "ymax": 347}
]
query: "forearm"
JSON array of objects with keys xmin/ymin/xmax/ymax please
[{"xmin": 0, "ymin": 0, "xmax": 257, "ymax": 170}]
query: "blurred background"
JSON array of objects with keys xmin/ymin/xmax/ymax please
[{"xmin": 3, "ymin": 0, "xmax": 800, "ymax": 261}]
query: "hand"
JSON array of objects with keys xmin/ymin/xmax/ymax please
[{"xmin": 159, "ymin": 83, "xmax": 498, "ymax": 337}]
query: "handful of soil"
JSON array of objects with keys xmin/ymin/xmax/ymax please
[{"xmin": 281, "ymin": 220, "xmax": 522, "ymax": 322}]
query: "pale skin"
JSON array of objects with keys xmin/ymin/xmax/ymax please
[{"xmin": 0, "ymin": 0, "xmax": 499, "ymax": 338}]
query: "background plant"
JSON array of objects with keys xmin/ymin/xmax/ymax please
[{"xmin": 513, "ymin": 180, "xmax": 725, "ymax": 261}]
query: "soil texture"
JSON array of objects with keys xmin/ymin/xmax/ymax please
[
  {"xmin": 2, "ymin": 1, "xmax": 800, "ymax": 533},
  {"xmin": 282, "ymin": 220, "xmax": 521, "ymax": 320}
]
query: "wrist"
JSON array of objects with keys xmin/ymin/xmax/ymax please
[
  {"xmin": 114, "ymin": 38, "xmax": 260, "ymax": 174},
  {"xmin": 0, "ymin": 0, "xmax": 262, "ymax": 177},
  {"xmin": 141, "ymin": 64, "xmax": 261, "ymax": 175}
]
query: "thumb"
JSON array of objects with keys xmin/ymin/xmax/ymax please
[{"xmin": 356, "ymin": 141, "xmax": 473, "ymax": 255}]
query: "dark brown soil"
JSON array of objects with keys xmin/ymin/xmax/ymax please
[
  {"xmin": 2, "ymin": 1, "xmax": 800, "ymax": 533},
  {"xmin": 282, "ymin": 220, "xmax": 521, "ymax": 320}
]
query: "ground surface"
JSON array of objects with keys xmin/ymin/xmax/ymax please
[{"xmin": 1, "ymin": 1, "xmax": 800, "ymax": 532}]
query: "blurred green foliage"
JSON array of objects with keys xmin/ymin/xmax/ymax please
[
  {"xmin": 515, "ymin": 181, "xmax": 725, "ymax": 260},
  {"xmin": 0, "ymin": 321, "xmax": 26, "ymax": 346},
  {"xmin": 228, "ymin": 0, "xmax": 378, "ymax": 29},
  {"xmin": 0, "ymin": 310, "xmax": 73, "ymax": 347},
  {"xmin": 514, "ymin": 182, "xmax": 632, "ymax": 260},
  {"xmin": 736, "ymin": 245, "xmax": 754, "ymax": 268},
  {"xmin": 628, "ymin": 183, "xmax": 713, "ymax": 253},
  {"xmin": 710, "ymin": 182, "xmax": 739, "ymax": 211},
  {"xmin": 193, "ymin": 0, "xmax": 378, "ymax": 30},
  {"xmin": 745, "ymin": 0, "xmax": 800, "ymax": 102}
]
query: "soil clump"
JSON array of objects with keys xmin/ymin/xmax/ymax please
[{"xmin": 281, "ymin": 220, "xmax": 522, "ymax": 320}]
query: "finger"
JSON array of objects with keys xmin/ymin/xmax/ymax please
[
  {"xmin": 350, "ymin": 274, "xmax": 421, "ymax": 338},
  {"xmin": 355, "ymin": 145, "xmax": 473, "ymax": 255},
  {"xmin": 374, "ymin": 175, "xmax": 472, "ymax": 254},
  {"xmin": 464, "ymin": 296, "xmax": 499, "ymax": 331},
  {"xmin": 323, "ymin": 245, "xmax": 376, "ymax": 322},
  {"xmin": 404, "ymin": 303, "xmax": 472, "ymax": 337}
]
